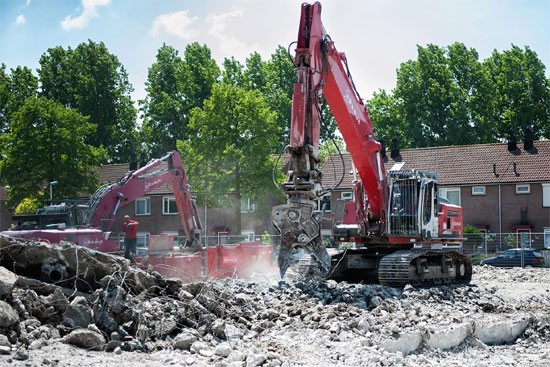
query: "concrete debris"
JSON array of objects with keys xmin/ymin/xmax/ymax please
[
  {"xmin": 0, "ymin": 266, "xmax": 16, "ymax": 298},
  {"xmin": 63, "ymin": 328, "xmax": 106, "ymax": 350},
  {"xmin": 0, "ymin": 300, "xmax": 19, "ymax": 328},
  {"xmin": 1, "ymin": 234, "xmax": 550, "ymax": 366}
]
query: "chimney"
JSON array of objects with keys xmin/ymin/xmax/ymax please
[
  {"xmin": 524, "ymin": 128, "xmax": 534, "ymax": 151},
  {"xmin": 507, "ymin": 128, "xmax": 517, "ymax": 152},
  {"xmin": 129, "ymin": 153, "xmax": 137, "ymax": 171},
  {"xmin": 139, "ymin": 153, "xmax": 147, "ymax": 168},
  {"xmin": 390, "ymin": 138, "xmax": 400, "ymax": 159}
]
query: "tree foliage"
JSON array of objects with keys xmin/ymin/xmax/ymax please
[
  {"xmin": 178, "ymin": 83, "xmax": 281, "ymax": 233},
  {"xmin": 482, "ymin": 45, "xmax": 550, "ymax": 141},
  {"xmin": 391, "ymin": 43, "xmax": 485, "ymax": 147},
  {"xmin": 38, "ymin": 41, "xmax": 137, "ymax": 162},
  {"xmin": 262, "ymin": 47, "xmax": 296, "ymax": 147},
  {"xmin": 14, "ymin": 197, "xmax": 40, "ymax": 215},
  {"xmin": 0, "ymin": 97, "xmax": 106, "ymax": 207},
  {"xmin": 0, "ymin": 65, "xmax": 8, "ymax": 134},
  {"xmin": 368, "ymin": 43, "xmax": 550, "ymax": 148},
  {"xmin": 0, "ymin": 65, "xmax": 38, "ymax": 135},
  {"xmin": 140, "ymin": 43, "xmax": 220, "ymax": 159}
]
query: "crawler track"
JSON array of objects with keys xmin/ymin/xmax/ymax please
[{"xmin": 378, "ymin": 249, "xmax": 473, "ymax": 287}]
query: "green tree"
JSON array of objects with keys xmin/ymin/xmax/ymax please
[
  {"xmin": 0, "ymin": 65, "xmax": 8, "ymax": 133},
  {"xmin": 140, "ymin": 43, "xmax": 220, "ymax": 158},
  {"xmin": 140, "ymin": 44, "xmax": 187, "ymax": 158},
  {"xmin": 181, "ymin": 42, "xmax": 220, "ymax": 113},
  {"xmin": 242, "ymin": 52, "xmax": 266, "ymax": 91},
  {"xmin": 221, "ymin": 57, "xmax": 244, "ymax": 86},
  {"xmin": 367, "ymin": 89, "xmax": 406, "ymax": 147},
  {"xmin": 371, "ymin": 43, "xmax": 549, "ymax": 147},
  {"xmin": 0, "ymin": 97, "xmax": 106, "ymax": 207},
  {"xmin": 14, "ymin": 197, "xmax": 40, "ymax": 215},
  {"xmin": 178, "ymin": 83, "xmax": 281, "ymax": 233},
  {"xmin": 263, "ymin": 47, "xmax": 295, "ymax": 147},
  {"xmin": 482, "ymin": 45, "xmax": 550, "ymax": 141},
  {"xmin": 392, "ymin": 43, "xmax": 485, "ymax": 147},
  {"xmin": 0, "ymin": 65, "xmax": 38, "ymax": 135},
  {"xmin": 38, "ymin": 41, "xmax": 137, "ymax": 162}
]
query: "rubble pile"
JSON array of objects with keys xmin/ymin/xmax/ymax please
[{"xmin": 1, "ymin": 234, "xmax": 550, "ymax": 366}]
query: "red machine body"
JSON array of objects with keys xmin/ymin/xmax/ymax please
[{"xmin": 272, "ymin": 2, "xmax": 472, "ymax": 285}]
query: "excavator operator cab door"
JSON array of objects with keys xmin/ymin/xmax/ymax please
[
  {"xmin": 419, "ymin": 178, "xmax": 438, "ymax": 240},
  {"xmin": 387, "ymin": 172, "xmax": 420, "ymax": 237}
]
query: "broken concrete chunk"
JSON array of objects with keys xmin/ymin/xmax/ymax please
[
  {"xmin": 173, "ymin": 330, "xmax": 198, "ymax": 350},
  {"xmin": 63, "ymin": 328, "xmax": 106, "ymax": 350},
  {"xmin": 0, "ymin": 300, "xmax": 19, "ymax": 328},
  {"xmin": 0, "ymin": 266, "xmax": 17, "ymax": 298},
  {"xmin": 63, "ymin": 303, "xmax": 92, "ymax": 329},
  {"xmin": 214, "ymin": 342, "xmax": 232, "ymax": 357}
]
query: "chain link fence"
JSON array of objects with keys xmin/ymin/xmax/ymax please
[{"xmin": 114, "ymin": 231, "xmax": 549, "ymax": 264}]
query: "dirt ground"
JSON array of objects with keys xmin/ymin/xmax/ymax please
[{"xmin": 1, "ymin": 241, "xmax": 549, "ymax": 367}]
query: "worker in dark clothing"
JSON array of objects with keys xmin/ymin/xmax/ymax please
[{"xmin": 122, "ymin": 215, "xmax": 140, "ymax": 260}]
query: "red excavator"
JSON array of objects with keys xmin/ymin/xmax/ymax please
[
  {"xmin": 4, "ymin": 151, "xmax": 201, "ymax": 252},
  {"xmin": 272, "ymin": 2, "xmax": 472, "ymax": 286}
]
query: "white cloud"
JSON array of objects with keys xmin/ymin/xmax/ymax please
[
  {"xmin": 61, "ymin": 0, "xmax": 111, "ymax": 31},
  {"xmin": 206, "ymin": 10, "xmax": 253, "ymax": 58},
  {"xmin": 15, "ymin": 15, "xmax": 26, "ymax": 25},
  {"xmin": 150, "ymin": 10, "xmax": 199, "ymax": 40},
  {"xmin": 26, "ymin": 0, "xmax": 32, "ymax": 7}
]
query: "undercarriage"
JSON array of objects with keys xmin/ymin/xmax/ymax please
[{"xmin": 298, "ymin": 247, "xmax": 473, "ymax": 287}]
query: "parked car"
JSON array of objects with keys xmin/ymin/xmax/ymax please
[{"xmin": 480, "ymin": 248, "xmax": 545, "ymax": 268}]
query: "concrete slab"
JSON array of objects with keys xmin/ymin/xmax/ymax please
[
  {"xmin": 426, "ymin": 323, "xmax": 473, "ymax": 350},
  {"xmin": 474, "ymin": 315, "xmax": 531, "ymax": 345},
  {"xmin": 381, "ymin": 331, "xmax": 422, "ymax": 354}
]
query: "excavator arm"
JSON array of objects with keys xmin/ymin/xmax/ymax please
[
  {"xmin": 87, "ymin": 151, "xmax": 202, "ymax": 248},
  {"xmin": 272, "ymin": 2, "xmax": 386, "ymax": 278}
]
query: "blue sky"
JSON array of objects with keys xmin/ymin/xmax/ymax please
[{"xmin": 1, "ymin": 0, "xmax": 548, "ymax": 103}]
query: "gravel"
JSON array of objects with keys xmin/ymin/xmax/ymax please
[{"xmin": 1, "ymin": 237, "xmax": 549, "ymax": 366}]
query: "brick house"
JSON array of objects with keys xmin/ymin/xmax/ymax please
[{"xmin": 319, "ymin": 139, "xmax": 550, "ymax": 250}]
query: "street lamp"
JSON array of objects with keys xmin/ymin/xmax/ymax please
[{"xmin": 49, "ymin": 181, "xmax": 58, "ymax": 203}]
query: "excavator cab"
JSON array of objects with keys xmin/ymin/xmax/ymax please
[{"xmin": 387, "ymin": 170, "xmax": 439, "ymax": 240}]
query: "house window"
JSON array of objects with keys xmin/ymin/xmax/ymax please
[
  {"xmin": 241, "ymin": 230, "xmax": 255, "ymax": 242},
  {"xmin": 543, "ymin": 184, "xmax": 550, "ymax": 207},
  {"xmin": 133, "ymin": 232, "xmax": 149, "ymax": 256},
  {"xmin": 439, "ymin": 187, "xmax": 461, "ymax": 206},
  {"xmin": 162, "ymin": 196, "xmax": 178, "ymax": 215},
  {"xmin": 516, "ymin": 184, "xmax": 530, "ymax": 194},
  {"xmin": 135, "ymin": 197, "xmax": 151, "ymax": 216},
  {"xmin": 341, "ymin": 191, "xmax": 353, "ymax": 200},
  {"xmin": 240, "ymin": 198, "xmax": 255, "ymax": 213},
  {"xmin": 471, "ymin": 186, "xmax": 486, "ymax": 196},
  {"xmin": 316, "ymin": 194, "xmax": 331, "ymax": 212}
]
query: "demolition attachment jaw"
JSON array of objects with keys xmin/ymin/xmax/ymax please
[{"xmin": 272, "ymin": 200, "xmax": 331, "ymax": 278}]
